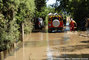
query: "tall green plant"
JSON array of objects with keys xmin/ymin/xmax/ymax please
[{"xmin": 0, "ymin": 0, "xmax": 36, "ymax": 51}]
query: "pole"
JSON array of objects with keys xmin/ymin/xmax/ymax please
[{"xmin": 22, "ymin": 22, "xmax": 24, "ymax": 42}]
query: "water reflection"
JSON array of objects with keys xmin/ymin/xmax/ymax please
[
  {"xmin": 46, "ymin": 33, "xmax": 53, "ymax": 60},
  {"xmin": 24, "ymin": 41, "xmax": 47, "ymax": 47},
  {"xmin": 5, "ymin": 32, "xmax": 89, "ymax": 60}
]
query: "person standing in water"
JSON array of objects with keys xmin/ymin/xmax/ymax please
[{"xmin": 70, "ymin": 18, "xmax": 75, "ymax": 31}]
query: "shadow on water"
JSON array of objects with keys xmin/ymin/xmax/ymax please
[
  {"xmin": 42, "ymin": 54, "xmax": 89, "ymax": 60},
  {"xmin": 24, "ymin": 41, "xmax": 47, "ymax": 47},
  {"xmin": 81, "ymin": 40, "xmax": 89, "ymax": 43},
  {"xmin": 32, "ymin": 29, "xmax": 46, "ymax": 33},
  {"xmin": 56, "ymin": 54, "xmax": 89, "ymax": 58},
  {"xmin": 53, "ymin": 44, "xmax": 89, "ymax": 52},
  {"xmin": 32, "ymin": 30, "xmax": 45, "ymax": 33},
  {"xmin": 48, "ymin": 30, "xmax": 64, "ymax": 33},
  {"xmin": 49, "ymin": 44, "xmax": 89, "ymax": 59}
]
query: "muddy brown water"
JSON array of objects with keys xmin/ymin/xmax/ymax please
[{"xmin": 5, "ymin": 31, "xmax": 89, "ymax": 60}]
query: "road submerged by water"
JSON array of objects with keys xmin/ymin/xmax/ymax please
[{"xmin": 5, "ymin": 31, "xmax": 89, "ymax": 60}]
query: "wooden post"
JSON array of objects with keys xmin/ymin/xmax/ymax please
[
  {"xmin": 0, "ymin": 51, "xmax": 4, "ymax": 60},
  {"xmin": 3, "ymin": 50, "xmax": 8, "ymax": 58},
  {"xmin": 21, "ymin": 23, "xmax": 24, "ymax": 42}
]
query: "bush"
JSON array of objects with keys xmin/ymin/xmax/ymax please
[{"xmin": 0, "ymin": 0, "xmax": 35, "ymax": 51}]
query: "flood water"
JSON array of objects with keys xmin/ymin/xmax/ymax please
[{"xmin": 5, "ymin": 31, "xmax": 89, "ymax": 60}]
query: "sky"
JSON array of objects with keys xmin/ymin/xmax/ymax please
[{"xmin": 46, "ymin": 0, "xmax": 56, "ymax": 6}]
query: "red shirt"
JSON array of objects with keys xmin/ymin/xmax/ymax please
[{"xmin": 70, "ymin": 21, "xmax": 74, "ymax": 27}]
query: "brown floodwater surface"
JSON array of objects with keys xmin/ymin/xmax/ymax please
[{"xmin": 5, "ymin": 31, "xmax": 89, "ymax": 60}]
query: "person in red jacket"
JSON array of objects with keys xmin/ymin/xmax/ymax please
[{"xmin": 70, "ymin": 19, "xmax": 75, "ymax": 31}]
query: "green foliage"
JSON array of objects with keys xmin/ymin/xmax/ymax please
[
  {"xmin": 24, "ymin": 20, "xmax": 33, "ymax": 34},
  {"xmin": 35, "ymin": 0, "xmax": 48, "ymax": 19},
  {"xmin": 16, "ymin": 0, "xmax": 35, "ymax": 33},
  {"xmin": 16, "ymin": 0, "xmax": 35, "ymax": 23},
  {"xmin": 35, "ymin": 0, "xmax": 46, "ymax": 12},
  {"xmin": 56, "ymin": 0, "xmax": 89, "ymax": 30},
  {"xmin": 43, "ymin": 7, "xmax": 55, "ymax": 25},
  {"xmin": 35, "ymin": 6, "xmax": 55, "ymax": 19},
  {"xmin": 0, "ymin": 13, "xmax": 20, "ymax": 51},
  {"xmin": 0, "ymin": 0, "xmax": 35, "ymax": 51}
]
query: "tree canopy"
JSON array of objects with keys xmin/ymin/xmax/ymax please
[
  {"xmin": 55, "ymin": 0, "xmax": 89, "ymax": 30},
  {"xmin": 35, "ymin": 0, "xmax": 46, "ymax": 12}
]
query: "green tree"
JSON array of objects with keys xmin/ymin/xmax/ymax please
[
  {"xmin": 0, "ymin": 0, "xmax": 35, "ymax": 51},
  {"xmin": 35, "ymin": 0, "xmax": 46, "ymax": 12},
  {"xmin": 56, "ymin": 0, "xmax": 89, "ymax": 30},
  {"xmin": 0, "ymin": 0, "xmax": 20, "ymax": 51}
]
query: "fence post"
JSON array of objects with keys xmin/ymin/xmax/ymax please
[
  {"xmin": 21, "ymin": 23, "xmax": 24, "ymax": 42},
  {"xmin": 3, "ymin": 50, "xmax": 8, "ymax": 58},
  {"xmin": 0, "ymin": 51, "xmax": 4, "ymax": 60}
]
